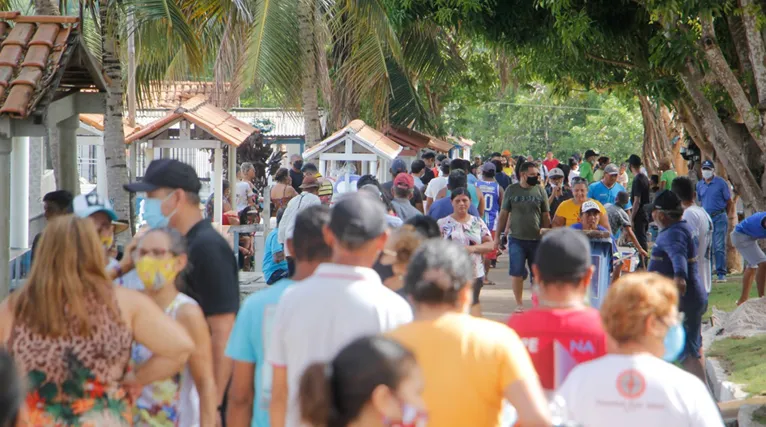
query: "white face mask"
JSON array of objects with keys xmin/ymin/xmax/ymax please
[{"xmin": 702, "ymin": 170, "xmax": 714, "ymax": 180}]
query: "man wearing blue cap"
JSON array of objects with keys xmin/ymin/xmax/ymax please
[{"xmin": 696, "ymin": 160, "xmax": 732, "ymax": 282}]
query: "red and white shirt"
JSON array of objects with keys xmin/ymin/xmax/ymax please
[{"xmin": 507, "ymin": 307, "xmax": 607, "ymax": 391}]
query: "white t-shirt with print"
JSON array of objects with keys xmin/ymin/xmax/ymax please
[
  {"xmin": 683, "ymin": 205, "xmax": 713, "ymax": 294},
  {"xmin": 267, "ymin": 264, "xmax": 413, "ymax": 427},
  {"xmin": 234, "ymin": 180, "xmax": 254, "ymax": 212},
  {"xmin": 557, "ymin": 354, "xmax": 724, "ymax": 427},
  {"xmin": 425, "ymin": 176, "xmax": 448, "ymax": 200}
]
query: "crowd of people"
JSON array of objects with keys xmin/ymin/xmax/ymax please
[{"xmin": 0, "ymin": 146, "xmax": 743, "ymax": 427}]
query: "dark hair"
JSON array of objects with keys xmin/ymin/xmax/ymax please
[
  {"xmin": 616, "ymin": 191, "xmax": 630, "ymax": 206},
  {"xmin": 449, "ymin": 158, "xmax": 464, "ymax": 172},
  {"xmin": 0, "ymin": 350, "xmax": 23, "ymax": 427},
  {"xmin": 461, "ymin": 159, "xmax": 472, "ymax": 173},
  {"xmin": 405, "ymin": 239, "xmax": 474, "ymax": 304},
  {"xmin": 671, "ymin": 176, "xmax": 694, "ymax": 203},
  {"xmin": 393, "ymin": 186, "xmax": 412, "ymax": 198},
  {"xmin": 404, "ymin": 215, "xmax": 441, "ymax": 239},
  {"xmin": 650, "ymin": 174, "xmax": 660, "ymax": 185},
  {"xmin": 490, "ymin": 152, "xmax": 502, "ymax": 158},
  {"xmin": 292, "ymin": 205, "xmax": 331, "ymax": 262},
  {"xmin": 421, "ymin": 151, "xmax": 435, "ymax": 160},
  {"xmin": 302, "ymin": 162, "xmax": 318, "ymax": 173},
  {"xmin": 450, "ymin": 186, "xmax": 471, "ymax": 201},
  {"xmin": 222, "ymin": 179, "xmax": 230, "ymax": 192},
  {"xmin": 275, "ymin": 168, "xmax": 290, "ymax": 183},
  {"xmin": 357, "ymin": 174, "xmax": 379, "ymax": 189},
  {"xmin": 276, "ymin": 207, "xmax": 286, "ymax": 227},
  {"xmin": 437, "ymin": 154, "xmax": 448, "ymax": 162},
  {"xmin": 300, "ymin": 336, "xmax": 417, "ymax": 427},
  {"xmin": 43, "ymin": 190, "xmax": 74, "ymax": 211},
  {"xmin": 439, "ymin": 160, "xmax": 451, "ymax": 175},
  {"xmin": 491, "ymin": 160, "xmax": 503, "ymax": 174},
  {"xmin": 519, "ymin": 161, "xmax": 537, "ymax": 173},
  {"xmin": 447, "ymin": 170, "xmax": 467, "ymax": 191},
  {"xmin": 411, "ymin": 159, "xmax": 426, "ymax": 174},
  {"xmin": 569, "ymin": 157, "xmax": 578, "ymax": 168}
]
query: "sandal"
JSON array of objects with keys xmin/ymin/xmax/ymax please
[
  {"xmin": 514, "ymin": 306, "xmax": 525, "ymax": 314},
  {"xmin": 483, "ymin": 279, "xmax": 497, "ymax": 286}
]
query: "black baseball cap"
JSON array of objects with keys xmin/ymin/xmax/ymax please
[
  {"xmin": 329, "ymin": 192, "xmax": 388, "ymax": 245},
  {"xmin": 535, "ymin": 228, "xmax": 592, "ymax": 281},
  {"xmin": 584, "ymin": 149, "xmax": 599, "ymax": 159},
  {"xmin": 123, "ymin": 158, "xmax": 201, "ymax": 193},
  {"xmin": 652, "ymin": 190, "xmax": 683, "ymax": 212}
]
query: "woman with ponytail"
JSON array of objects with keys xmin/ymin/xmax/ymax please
[{"xmin": 299, "ymin": 336, "xmax": 426, "ymax": 427}]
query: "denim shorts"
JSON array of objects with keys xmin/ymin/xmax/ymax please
[
  {"xmin": 680, "ymin": 299, "xmax": 708, "ymax": 360},
  {"xmin": 508, "ymin": 237, "xmax": 539, "ymax": 279}
]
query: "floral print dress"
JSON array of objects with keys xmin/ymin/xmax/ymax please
[
  {"xmin": 438, "ymin": 214, "xmax": 491, "ymax": 279},
  {"xmin": 132, "ymin": 293, "xmax": 199, "ymax": 427},
  {"xmin": 8, "ymin": 297, "xmax": 133, "ymax": 427}
]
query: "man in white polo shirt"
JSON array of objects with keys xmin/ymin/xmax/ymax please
[{"xmin": 267, "ymin": 192, "xmax": 413, "ymax": 427}]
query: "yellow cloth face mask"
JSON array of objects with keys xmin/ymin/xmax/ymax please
[{"xmin": 135, "ymin": 256, "xmax": 178, "ymax": 290}]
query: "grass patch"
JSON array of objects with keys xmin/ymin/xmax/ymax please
[
  {"xmin": 708, "ymin": 335, "xmax": 766, "ymax": 395},
  {"xmin": 704, "ymin": 275, "xmax": 757, "ymax": 321}
]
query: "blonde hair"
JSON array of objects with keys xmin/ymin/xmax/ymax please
[
  {"xmin": 388, "ymin": 225, "xmax": 425, "ymax": 266},
  {"xmin": 600, "ymin": 273, "xmax": 678, "ymax": 344},
  {"xmin": 14, "ymin": 215, "xmax": 120, "ymax": 337},
  {"xmin": 659, "ymin": 158, "xmax": 673, "ymax": 171}
]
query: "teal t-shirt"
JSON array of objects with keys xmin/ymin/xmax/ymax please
[{"xmin": 225, "ymin": 278, "xmax": 295, "ymax": 427}]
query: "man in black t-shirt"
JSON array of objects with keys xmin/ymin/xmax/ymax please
[
  {"xmin": 30, "ymin": 190, "xmax": 74, "ymax": 266},
  {"xmin": 627, "ymin": 154, "xmax": 650, "ymax": 268},
  {"xmin": 289, "ymin": 154, "xmax": 304, "ymax": 193},
  {"xmin": 124, "ymin": 159, "xmax": 238, "ymax": 416},
  {"xmin": 421, "ymin": 151, "xmax": 436, "ymax": 186}
]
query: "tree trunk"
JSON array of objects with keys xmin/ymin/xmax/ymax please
[
  {"xmin": 680, "ymin": 62, "xmax": 766, "ymax": 213},
  {"xmin": 34, "ymin": 0, "xmax": 59, "ymax": 15},
  {"xmin": 738, "ymin": 0, "xmax": 766, "ymax": 108},
  {"xmin": 298, "ymin": 0, "xmax": 322, "ymax": 146},
  {"xmin": 34, "ymin": 0, "xmax": 60, "ymax": 188},
  {"xmin": 638, "ymin": 95, "xmax": 671, "ymax": 175},
  {"xmin": 100, "ymin": 0, "xmax": 133, "ymax": 238},
  {"xmin": 700, "ymin": 17, "xmax": 766, "ymax": 154}
]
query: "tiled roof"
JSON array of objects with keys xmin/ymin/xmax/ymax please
[
  {"xmin": 79, "ymin": 114, "xmax": 142, "ymax": 138},
  {"xmin": 384, "ymin": 125, "xmax": 453, "ymax": 153},
  {"xmin": 0, "ymin": 12, "xmax": 105, "ymax": 119},
  {"xmin": 140, "ymin": 81, "xmax": 232, "ymax": 108},
  {"xmin": 303, "ymin": 119, "xmax": 402, "ymax": 161},
  {"xmin": 448, "ymin": 136, "xmax": 475, "ymax": 148},
  {"xmin": 125, "ymin": 95, "xmax": 258, "ymax": 147}
]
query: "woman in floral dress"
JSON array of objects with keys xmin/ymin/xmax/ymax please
[
  {"xmin": 437, "ymin": 187, "xmax": 494, "ymax": 317},
  {"xmin": 131, "ymin": 228, "xmax": 216, "ymax": 426},
  {"xmin": 0, "ymin": 216, "xmax": 195, "ymax": 426}
]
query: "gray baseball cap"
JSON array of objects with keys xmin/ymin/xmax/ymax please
[
  {"xmin": 535, "ymin": 228, "xmax": 592, "ymax": 281},
  {"xmin": 329, "ymin": 192, "xmax": 388, "ymax": 245}
]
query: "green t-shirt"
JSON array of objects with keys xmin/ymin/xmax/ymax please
[
  {"xmin": 660, "ymin": 170, "xmax": 677, "ymax": 190},
  {"xmin": 593, "ymin": 169, "xmax": 605, "ymax": 183},
  {"xmin": 580, "ymin": 162, "xmax": 594, "ymax": 183},
  {"xmin": 501, "ymin": 183, "xmax": 550, "ymax": 241}
]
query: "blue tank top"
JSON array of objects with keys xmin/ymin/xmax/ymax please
[
  {"xmin": 446, "ymin": 186, "xmax": 480, "ymax": 210},
  {"xmin": 476, "ymin": 180, "xmax": 500, "ymax": 229}
]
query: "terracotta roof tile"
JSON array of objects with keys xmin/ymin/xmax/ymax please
[
  {"xmin": 79, "ymin": 113, "xmax": 141, "ymax": 138},
  {"xmin": 125, "ymin": 95, "xmax": 258, "ymax": 146},
  {"xmin": 0, "ymin": 13, "xmax": 100, "ymax": 119},
  {"xmin": 141, "ymin": 80, "xmax": 232, "ymax": 108},
  {"xmin": 303, "ymin": 119, "xmax": 402, "ymax": 161}
]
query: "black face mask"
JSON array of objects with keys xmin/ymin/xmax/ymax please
[
  {"xmin": 294, "ymin": 161, "xmax": 303, "ymax": 170},
  {"xmin": 526, "ymin": 176, "xmax": 539, "ymax": 186}
]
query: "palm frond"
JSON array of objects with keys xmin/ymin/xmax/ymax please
[{"xmin": 387, "ymin": 57, "xmax": 436, "ymax": 133}]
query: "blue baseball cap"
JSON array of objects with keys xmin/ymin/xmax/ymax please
[{"xmin": 702, "ymin": 160, "xmax": 715, "ymax": 170}]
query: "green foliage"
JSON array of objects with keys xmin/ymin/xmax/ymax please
[{"xmin": 446, "ymin": 85, "xmax": 643, "ymax": 162}]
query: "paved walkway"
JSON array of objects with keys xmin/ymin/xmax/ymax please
[
  {"xmin": 480, "ymin": 253, "xmax": 533, "ymax": 322},
  {"xmin": 239, "ymin": 252, "xmax": 532, "ymax": 322}
]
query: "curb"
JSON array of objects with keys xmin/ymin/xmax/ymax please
[
  {"xmin": 707, "ymin": 357, "xmax": 748, "ymax": 402},
  {"xmin": 738, "ymin": 404, "xmax": 766, "ymax": 427}
]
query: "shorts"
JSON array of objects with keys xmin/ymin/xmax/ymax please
[
  {"xmin": 485, "ymin": 231, "xmax": 498, "ymax": 261},
  {"xmin": 731, "ymin": 230, "xmax": 766, "ymax": 267},
  {"xmin": 267, "ymin": 268, "xmax": 289, "ymax": 285},
  {"xmin": 472, "ymin": 278, "xmax": 483, "ymax": 305},
  {"xmin": 508, "ymin": 237, "xmax": 539, "ymax": 279},
  {"xmin": 680, "ymin": 299, "xmax": 708, "ymax": 360}
]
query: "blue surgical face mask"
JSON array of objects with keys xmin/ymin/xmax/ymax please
[
  {"xmin": 662, "ymin": 321, "xmax": 686, "ymax": 362},
  {"xmin": 143, "ymin": 192, "xmax": 177, "ymax": 229}
]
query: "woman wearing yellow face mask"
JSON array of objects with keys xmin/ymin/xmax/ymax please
[{"xmin": 132, "ymin": 228, "xmax": 217, "ymax": 427}]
